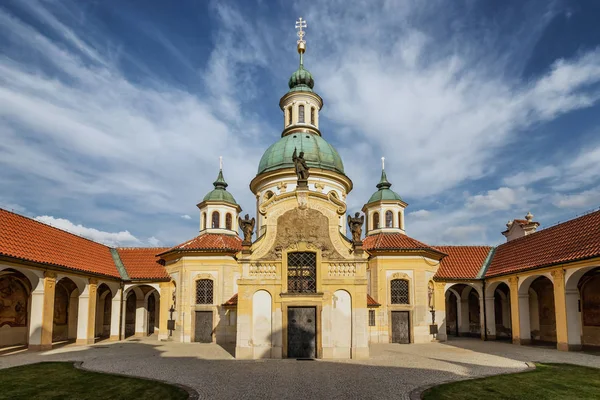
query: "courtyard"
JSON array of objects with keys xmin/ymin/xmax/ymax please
[{"xmin": 1, "ymin": 337, "xmax": 598, "ymax": 399}]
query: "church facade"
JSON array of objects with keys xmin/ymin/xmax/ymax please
[{"xmin": 1, "ymin": 23, "xmax": 599, "ymax": 357}]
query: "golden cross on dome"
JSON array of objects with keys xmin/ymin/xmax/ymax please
[{"xmin": 295, "ymin": 17, "xmax": 307, "ymax": 44}]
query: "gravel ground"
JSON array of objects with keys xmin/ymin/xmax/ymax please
[{"xmin": 1, "ymin": 337, "xmax": 598, "ymax": 400}]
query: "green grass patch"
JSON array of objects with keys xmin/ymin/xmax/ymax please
[
  {"xmin": 0, "ymin": 362, "xmax": 188, "ymax": 400},
  {"xmin": 423, "ymin": 363, "xmax": 600, "ymax": 400}
]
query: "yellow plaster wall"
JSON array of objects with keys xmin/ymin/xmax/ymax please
[
  {"xmin": 165, "ymin": 255, "xmax": 239, "ymax": 344},
  {"xmin": 369, "ymin": 256, "xmax": 441, "ymax": 343}
]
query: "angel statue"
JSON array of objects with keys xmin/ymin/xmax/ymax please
[
  {"xmin": 292, "ymin": 147, "xmax": 310, "ymax": 181},
  {"xmin": 347, "ymin": 212, "xmax": 364, "ymax": 244},
  {"xmin": 238, "ymin": 214, "xmax": 255, "ymax": 244}
]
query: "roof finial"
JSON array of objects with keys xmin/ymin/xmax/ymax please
[
  {"xmin": 219, "ymin": 155, "xmax": 223, "ymax": 171},
  {"xmin": 295, "ymin": 17, "xmax": 307, "ymax": 66},
  {"xmin": 381, "ymin": 156, "xmax": 385, "ymax": 170}
]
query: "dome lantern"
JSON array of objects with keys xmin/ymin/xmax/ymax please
[
  {"xmin": 362, "ymin": 158, "xmax": 408, "ymax": 236},
  {"xmin": 197, "ymin": 158, "xmax": 242, "ymax": 236}
]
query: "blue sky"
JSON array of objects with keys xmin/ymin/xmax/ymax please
[{"xmin": 1, "ymin": 0, "xmax": 600, "ymax": 247}]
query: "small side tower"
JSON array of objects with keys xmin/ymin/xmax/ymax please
[
  {"xmin": 197, "ymin": 158, "xmax": 242, "ymax": 235},
  {"xmin": 362, "ymin": 158, "xmax": 408, "ymax": 236}
]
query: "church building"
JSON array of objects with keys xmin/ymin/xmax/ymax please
[{"xmin": 1, "ymin": 20, "xmax": 599, "ymax": 358}]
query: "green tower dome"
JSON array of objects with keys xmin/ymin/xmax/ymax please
[
  {"xmin": 257, "ymin": 132, "xmax": 344, "ymax": 175},
  {"xmin": 202, "ymin": 169, "xmax": 239, "ymax": 205},
  {"xmin": 367, "ymin": 169, "xmax": 403, "ymax": 203},
  {"xmin": 288, "ymin": 65, "xmax": 314, "ymax": 93}
]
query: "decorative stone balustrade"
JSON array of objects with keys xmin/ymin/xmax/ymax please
[
  {"xmin": 248, "ymin": 263, "xmax": 279, "ymax": 279},
  {"xmin": 328, "ymin": 263, "xmax": 356, "ymax": 277}
]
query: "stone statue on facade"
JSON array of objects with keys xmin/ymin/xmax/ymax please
[
  {"xmin": 292, "ymin": 147, "xmax": 310, "ymax": 182},
  {"xmin": 347, "ymin": 212, "xmax": 364, "ymax": 244},
  {"xmin": 238, "ymin": 214, "xmax": 255, "ymax": 244}
]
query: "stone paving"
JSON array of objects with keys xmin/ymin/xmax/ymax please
[{"xmin": 1, "ymin": 337, "xmax": 598, "ymax": 399}]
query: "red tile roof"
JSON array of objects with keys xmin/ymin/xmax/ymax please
[
  {"xmin": 363, "ymin": 233, "xmax": 444, "ymax": 256},
  {"xmin": 117, "ymin": 248, "xmax": 170, "ymax": 280},
  {"xmin": 0, "ymin": 208, "xmax": 119, "ymax": 278},
  {"xmin": 159, "ymin": 233, "xmax": 242, "ymax": 256},
  {"xmin": 434, "ymin": 246, "xmax": 493, "ymax": 279},
  {"xmin": 367, "ymin": 294, "xmax": 381, "ymax": 307},
  {"xmin": 487, "ymin": 209, "xmax": 600, "ymax": 277},
  {"xmin": 223, "ymin": 293, "xmax": 238, "ymax": 306}
]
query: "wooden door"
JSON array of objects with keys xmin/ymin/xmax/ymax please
[
  {"xmin": 194, "ymin": 311, "xmax": 213, "ymax": 343},
  {"xmin": 287, "ymin": 307, "xmax": 316, "ymax": 358},
  {"xmin": 391, "ymin": 311, "xmax": 410, "ymax": 344}
]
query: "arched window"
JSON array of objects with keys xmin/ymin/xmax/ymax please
[
  {"xmin": 202, "ymin": 212, "xmax": 207, "ymax": 230},
  {"xmin": 287, "ymin": 106, "xmax": 292, "ymax": 125},
  {"xmin": 398, "ymin": 212, "xmax": 403, "ymax": 230},
  {"xmin": 373, "ymin": 212, "xmax": 380, "ymax": 230},
  {"xmin": 385, "ymin": 210, "xmax": 393, "ymax": 227},
  {"xmin": 287, "ymin": 252, "xmax": 316, "ymax": 293},
  {"xmin": 391, "ymin": 279, "xmax": 409, "ymax": 304},
  {"xmin": 310, "ymin": 107, "xmax": 315, "ymax": 125},
  {"xmin": 225, "ymin": 213, "xmax": 232, "ymax": 230},
  {"xmin": 195, "ymin": 279, "xmax": 214, "ymax": 304},
  {"xmin": 211, "ymin": 211, "xmax": 220, "ymax": 228},
  {"xmin": 298, "ymin": 105, "xmax": 305, "ymax": 123}
]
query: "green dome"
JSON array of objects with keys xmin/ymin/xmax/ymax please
[
  {"xmin": 367, "ymin": 170, "xmax": 402, "ymax": 203},
  {"xmin": 202, "ymin": 170, "xmax": 239, "ymax": 206},
  {"xmin": 288, "ymin": 65, "xmax": 314, "ymax": 93},
  {"xmin": 257, "ymin": 132, "xmax": 344, "ymax": 175}
]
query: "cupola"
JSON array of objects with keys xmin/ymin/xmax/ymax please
[
  {"xmin": 197, "ymin": 159, "xmax": 242, "ymax": 235},
  {"xmin": 362, "ymin": 158, "xmax": 408, "ymax": 235}
]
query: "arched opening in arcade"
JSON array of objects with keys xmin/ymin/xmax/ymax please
[
  {"xmin": 94, "ymin": 283, "xmax": 112, "ymax": 340},
  {"xmin": 124, "ymin": 285, "xmax": 160, "ymax": 339},
  {"xmin": 522, "ymin": 276, "xmax": 556, "ymax": 345},
  {"xmin": 52, "ymin": 277, "xmax": 80, "ymax": 344},
  {"xmin": 564, "ymin": 266, "xmax": 600, "ymax": 350},
  {"xmin": 0, "ymin": 269, "xmax": 32, "ymax": 347},
  {"xmin": 580, "ymin": 268, "xmax": 600, "ymax": 349},
  {"xmin": 485, "ymin": 282, "xmax": 512, "ymax": 340},
  {"xmin": 445, "ymin": 284, "xmax": 482, "ymax": 338}
]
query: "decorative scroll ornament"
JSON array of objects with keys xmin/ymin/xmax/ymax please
[{"xmin": 328, "ymin": 191, "xmax": 346, "ymax": 215}]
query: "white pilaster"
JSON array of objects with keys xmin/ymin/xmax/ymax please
[
  {"xmin": 110, "ymin": 290, "xmax": 122, "ymax": 340},
  {"xmin": 518, "ymin": 293, "xmax": 531, "ymax": 343},
  {"xmin": 76, "ymin": 286, "xmax": 91, "ymax": 342},
  {"xmin": 485, "ymin": 296, "xmax": 496, "ymax": 337},
  {"xmin": 135, "ymin": 299, "xmax": 146, "ymax": 336},
  {"xmin": 28, "ymin": 280, "xmax": 45, "ymax": 347},
  {"xmin": 565, "ymin": 289, "xmax": 582, "ymax": 349}
]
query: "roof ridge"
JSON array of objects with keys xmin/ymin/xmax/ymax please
[
  {"xmin": 434, "ymin": 245, "xmax": 494, "ymax": 248},
  {"xmin": 1, "ymin": 208, "xmax": 113, "ymax": 249},
  {"xmin": 117, "ymin": 247, "xmax": 170, "ymax": 250},
  {"xmin": 476, "ymin": 247, "xmax": 496, "ymax": 279}
]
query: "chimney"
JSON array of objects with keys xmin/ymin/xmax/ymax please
[{"xmin": 502, "ymin": 212, "xmax": 540, "ymax": 242}]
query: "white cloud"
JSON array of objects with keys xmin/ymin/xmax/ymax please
[
  {"xmin": 503, "ymin": 166, "xmax": 560, "ymax": 187},
  {"xmin": 181, "ymin": 215, "xmax": 192, "ymax": 220},
  {"xmin": 147, "ymin": 236, "xmax": 161, "ymax": 246},
  {"xmin": 34, "ymin": 215, "xmax": 141, "ymax": 247},
  {"xmin": 408, "ymin": 209, "xmax": 432, "ymax": 219},
  {"xmin": 553, "ymin": 188, "xmax": 600, "ymax": 209},
  {"xmin": 440, "ymin": 225, "xmax": 487, "ymax": 245},
  {"xmin": 466, "ymin": 187, "xmax": 538, "ymax": 212}
]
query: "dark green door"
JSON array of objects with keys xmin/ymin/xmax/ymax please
[
  {"xmin": 391, "ymin": 311, "xmax": 410, "ymax": 344},
  {"xmin": 287, "ymin": 307, "xmax": 316, "ymax": 358},
  {"xmin": 194, "ymin": 311, "xmax": 213, "ymax": 343}
]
